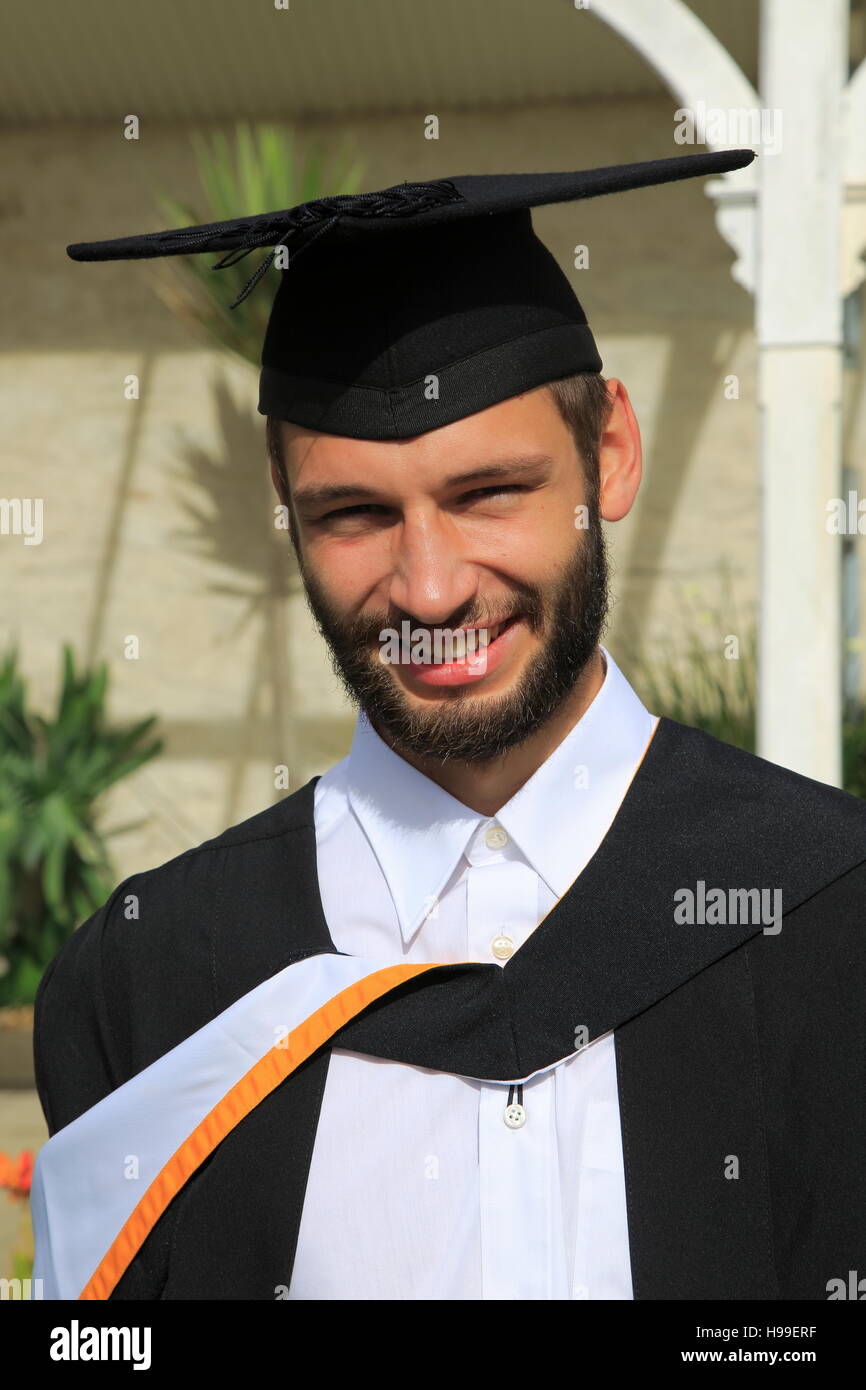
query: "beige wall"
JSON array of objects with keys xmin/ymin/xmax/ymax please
[{"xmin": 3, "ymin": 96, "xmax": 862, "ymax": 884}]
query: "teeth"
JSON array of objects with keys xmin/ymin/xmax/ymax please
[
  {"xmin": 461, "ymin": 624, "xmax": 497, "ymax": 646},
  {"xmin": 467, "ymin": 620, "xmax": 506, "ymax": 645}
]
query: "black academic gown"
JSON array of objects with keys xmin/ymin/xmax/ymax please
[{"xmin": 33, "ymin": 717, "xmax": 866, "ymax": 1300}]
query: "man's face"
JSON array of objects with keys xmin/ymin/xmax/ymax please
[{"xmin": 280, "ymin": 386, "xmax": 609, "ymax": 765}]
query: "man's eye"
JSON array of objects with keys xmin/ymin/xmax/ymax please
[
  {"xmin": 320, "ymin": 485, "xmax": 527, "ymax": 522},
  {"xmin": 322, "ymin": 504, "xmax": 386, "ymax": 520},
  {"xmin": 466, "ymin": 485, "xmax": 527, "ymax": 501}
]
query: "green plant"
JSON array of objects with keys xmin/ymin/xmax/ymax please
[
  {"xmin": 0, "ymin": 647, "xmax": 162, "ymax": 1005},
  {"xmin": 618, "ymin": 583, "xmax": 866, "ymax": 797},
  {"xmin": 842, "ymin": 709, "xmax": 866, "ymax": 799},
  {"xmin": 617, "ymin": 578, "xmax": 757, "ymax": 754},
  {"xmin": 150, "ymin": 122, "xmax": 366, "ymax": 367}
]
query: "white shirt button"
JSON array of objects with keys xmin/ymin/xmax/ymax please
[
  {"xmin": 504, "ymin": 1103, "xmax": 526, "ymax": 1129},
  {"xmin": 485, "ymin": 825, "xmax": 508, "ymax": 850},
  {"xmin": 573, "ymin": 1284, "xmax": 590, "ymax": 1300},
  {"xmin": 491, "ymin": 934, "xmax": 514, "ymax": 960}
]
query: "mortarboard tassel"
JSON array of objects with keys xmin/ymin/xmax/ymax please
[
  {"xmin": 212, "ymin": 213, "xmax": 342, "ymax": 308},
  {"xmin": 199, "ymin": 181, "xmax": 467, "ymax": 308}
]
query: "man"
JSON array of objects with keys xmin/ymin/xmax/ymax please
[{"xmin": 32, "ymin": 151, "xmax": 866, "ymax": 1301}]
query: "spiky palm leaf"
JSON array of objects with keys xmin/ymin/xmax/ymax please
[
  {"xmin": 0, "ymin": 647, "xmax": 162, "ymax": 1004},
  {"xmin": 149, "ymin": 121, "xmax": 365, "ymax": 366}
]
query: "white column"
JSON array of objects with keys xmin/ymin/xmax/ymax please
[{"xmin": 756, "ymin": 0, "xmax": 848, "ymax": 783}]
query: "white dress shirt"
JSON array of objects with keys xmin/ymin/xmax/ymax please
[{"xmin": 289, "ymin": 646, "xmax": 658, "ymax": 1300}]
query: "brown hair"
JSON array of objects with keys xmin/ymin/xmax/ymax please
[
  {"xmin": 544, "ymin": 371, "xmax": 611, "ymax": 503},
  {"xmin": 267, "ymin": 371, "xmax": 612, "ymax": 537}
]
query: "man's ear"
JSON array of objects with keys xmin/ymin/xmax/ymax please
[{"xmin": 598, "ymin": 378, "xmax": 642, "ymax": 523}]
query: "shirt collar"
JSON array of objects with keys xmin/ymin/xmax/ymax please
[{"xmin": 345, "ymin": 645, "xmax": 657, "ymax": 944}]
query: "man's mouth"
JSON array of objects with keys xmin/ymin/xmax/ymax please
[
  {"xmin": 418, "ymin": 615, "xmax": 521, "ymax": 663},
  {"xmin": 389, "ymin": 613, "xmax": 525, "ymax": 687},
  {"xmin": 470, "ymin": 616, "xmax": 519, "ymax": 647}
]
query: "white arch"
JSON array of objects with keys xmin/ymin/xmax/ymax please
[
  {"xmin": 593, "ymin": 0, "xmax": 866, "ymax": 297},
  {"xmin": 592, "ymin": 0, "xmax": 759, "ymax": 289},
  {"xmin": 593, "ymin": 0, "xmax": 760, "ymax": 131}
]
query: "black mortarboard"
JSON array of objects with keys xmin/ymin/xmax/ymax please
[{"xmin": 67, "ymin": 150, "xmax": 755, "ymax": 441}]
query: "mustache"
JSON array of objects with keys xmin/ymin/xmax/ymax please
[{"xmin": 341, "ymin": 599, "xmax": 545, "ymax": 648}]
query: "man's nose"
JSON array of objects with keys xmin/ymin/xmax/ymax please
[{"xmin": 386, "ymin": 514, "xmax": 480, "ymax": 627}]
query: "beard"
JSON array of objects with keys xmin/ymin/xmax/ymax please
[{"xmin": 294, "ymin": 507, "xmax": 610, "ymax": 767}]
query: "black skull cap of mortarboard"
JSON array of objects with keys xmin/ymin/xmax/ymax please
[{"xmin": 67, "ymin": 148, "xmax": 756, "ymax": 441}]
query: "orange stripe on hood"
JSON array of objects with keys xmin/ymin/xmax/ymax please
[{"xmin": 80, "ymin": 961, "xmax": 441, "ymax": 1300}]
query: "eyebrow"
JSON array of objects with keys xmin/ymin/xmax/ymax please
[{"xmin": 293, "ymin": 454, "xmax": 554, "ymax": 514}]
